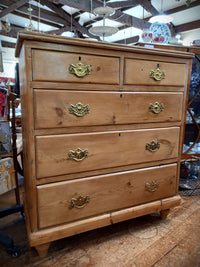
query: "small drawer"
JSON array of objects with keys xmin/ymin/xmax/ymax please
[
  {"xmin": 34, "ymin": 90, "xmax": 183, "ymax": 129},
  {"xmin": 124, "ymin": 58, "xmax": 187, "ymax": 86},
  {"xmin": 32, "ymin": 50, "xmax": 119, "ymax": 84},
  {"xmin": 37, "ymin": 163, "xmax": 177, "ymax": 228},
  {"xmin": 35, "ymin": 127, "xmax": 180, "ymax": 179}
]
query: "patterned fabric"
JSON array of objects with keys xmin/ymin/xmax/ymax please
[
  {"xmin": 0, "ymin": 86, "xmax": 8, "ymax": 120},
  {"xmin": 0, "ymin": 157, "xmax": 16, "ymax": 195},
  {"xmin": 0, "ymin": 121, "xmax": 11, "ymax": 155}
]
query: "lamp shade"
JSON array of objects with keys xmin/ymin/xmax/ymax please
[
  {"xmin": 149, "ymin": 14, "xmax": 173, "ymax": 24},
  {"xmin": 93, "ymin": 6, "xmax": 115, "ymax": 17},
  {"xmin": 89, "ymin": 26, "xmax": 118, "ymax": 37}
]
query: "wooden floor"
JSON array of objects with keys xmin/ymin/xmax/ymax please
[{"xmin": 0, "ymin": 188, "xmax": 200, "ymax": 267}]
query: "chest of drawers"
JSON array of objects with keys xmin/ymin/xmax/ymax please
[{"xmin": 15, "ymin": 32, "xmax": 193, "ymax": 257}]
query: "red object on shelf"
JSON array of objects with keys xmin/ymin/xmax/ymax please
[{"xmin": 0, "ymin": 77, "xmax": 15, "ymax": 84}]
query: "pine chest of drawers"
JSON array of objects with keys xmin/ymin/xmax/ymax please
[{"xmin": 15, "ymin": 32, "xmax": 193, "ymax": 257}]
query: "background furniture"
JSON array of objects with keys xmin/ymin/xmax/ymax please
[
  {"xmin": 15, "ymin": 31, "xmax": 193, "ymax": 257},
  {"xmin": 0, "ymin": 89, "xmax": 24, "ymax": 257}
]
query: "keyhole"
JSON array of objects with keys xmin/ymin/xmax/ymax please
[
  {"xmin": 119, "ymin": 133, "xmax": 121, "ymax": 136},
  {"xmin": 120, "ymin": 94, "xmax": 123, "ymax": 98},
  {"xmin": 79, "ymin": 56, "xmax": 81, "ymax": 61}
]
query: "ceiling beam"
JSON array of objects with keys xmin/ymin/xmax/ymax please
[
  {"xmin": 41, "ymin": 0, "xmax": 99, "ymax": 39},
  {"xmin": 0, "ymin": 23, "xmax": 24, "ymax": 39},
  {"xmin": 108, "ymin": 0, "xmax": 141, "ymax": 9},
  {"xmin": 47, "ymin": 25, "xmax": 75, "ymax": 35},
  {"xmin": 140, "ymin": 0, "xmax": 158, "ymax": 16},
  {"xmin": 114, "ymin": 0, "xmax": 200, "ymax": 34},
  {"xmin": 1, "ymin": 40, "xmax": 16, "ymax": 48},
  {"xmin": 0, "ymin": 0, "xmax": 65, "ymax": 26},
  {"xmin": 47, "ymin": 0, "xmax": 100, "ymax": 12},
  {"xmin": 110, "ymin": 9, "xmax": 151, "ymax": 29},
  {"xmin": 48, "ymin": 0, "xmax": 151, "ymax": 29},
  {"xmin": 0, "ymin": 0, "xmax": 65, "ymax": 28},
  {"xmin": 165, "ymin": 0, "xmax": 200, "ymax": 15},
  {"xmin": 109, "ymin": 0, "xmax": 158, "ymax": 16},
  {"xmin": 0, "ymin": 0, "xmax": 28, "ymax": 19},
  {"xmin": 114, "ymin": 35, "xmax": 139, "ymax": 44},
  {"xmin": 17, "ymin": 3, "xmax": 66, "ymax": 25},
  {"xmin": 175, "ymin": 20, "xmax": 200, "ymax": 33}
]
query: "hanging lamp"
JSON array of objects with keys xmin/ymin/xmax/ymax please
[
  {"xmin": 25, "ymin": 1, "xmax": 35, "ymax": 31},
  {"xmin": 89, "ymin": 0, "xmax": 118, "ymax": 40},
  {"xmin": 149, "ymin": 0, "xmax": 173, "ymax": 24}
]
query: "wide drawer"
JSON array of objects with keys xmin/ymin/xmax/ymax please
[
  {"xmin": 37, "ymin": 163, "xmax": 177, "ymax": 228},
  {"xmin": 35, "ymin": 127, "xmax": 180, "ymax": 179},
  {"xmin": 34, "ymin": 90, "xmax": 183, "ymax": 129},
  {"xmin": 124, "ymin": 58, "xmax": 187, "ymax": 86},
  {"xmin": 32, "ymin": 50, "xmax": 119, "ymax": 84}
]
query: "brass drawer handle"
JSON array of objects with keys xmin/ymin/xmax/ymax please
[
  {"xmin": 69, "ymin": 102, "xmax": 90, "ymax": 117},
  {"xmin": 71, "ymin": 195, "xmax": 90, "ymax": 208},
  {"xmin": 69, "ymin": 62, "xmax": 91, "ymax": 77},
  {"xmin": 145, "ymin": 180, "xmax": 159, "ymax": 192},
  {"xmin": 149, "ymin": 102, "xmax": 164, "ymax": 114},
  {"xmin": 150, "ymin": 64, "xmax": 165, "ymax": 81},
  {"xmin": 146, "ymin": 140, "xmax": 160, "ymax": 152},
  {"xmin": 68, "ymin": 147, "xmax": 88, "ymax": 161}
]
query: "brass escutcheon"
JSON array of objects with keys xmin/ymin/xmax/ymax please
[
  {"xmin": 69, "ymin": 102, "xmax": 90, "ymax": 117},
  {"xmin": 146, "ymin": 140, "xmax": 160, "ymax": 152},
  {"xmin": 149, "ymin": 102, "xmax": 164, "ymax": 114},
  {"xmin": 145, "ymin": 180, "xmax": 159, "ymax": 192},
  {"xmin": 68, "ymin": 147, "xmax": 88, "ymax": 161},
  {"xmin": 69, "ymin": 62, "xmax": 91, "ymax": 77},
  {"xmin": 150, "ymin": 65, "xmax": 165, "ymax": 81},
  {"xmin": 71, "ymin": 195, "xmax": 90, "ymax": 208}
]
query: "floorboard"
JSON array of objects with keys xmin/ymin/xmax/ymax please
[{"xmin": 0, "ymin": 187, "xmax": 200, "ymax": 267}]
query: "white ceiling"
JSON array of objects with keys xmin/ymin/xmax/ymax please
[{"xmin": 0, "ymin": 0, "xmax": 200, "ymax": 46}]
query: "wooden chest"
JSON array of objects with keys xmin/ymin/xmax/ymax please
[{"xmin": 15, "ymin": 32, "xmax": 193, "ymax": 257}]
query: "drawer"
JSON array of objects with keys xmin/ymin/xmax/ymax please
[
  {"xmin": 34, "ymin": 90, "xmax": 183, "ymax": 129},
  {"xmin": 32, "ymin": 50, "xmax": 119, "ymax": 84},
  {"xmin": 124, "ymin": 58, "xmax": 187, "ymax": 86},
  {"xmin": 37, "ymin": 163, "xmax": 177, "ymax": 228},
  {"xmin": 36, "ymin": 127, "xmax": 180, "ymax": 179}
]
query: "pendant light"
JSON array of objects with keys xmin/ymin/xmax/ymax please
[
  {"xmin": 25, "ymin": 1, "xmax": 35, "ymax": 31},
  {"xmin": 149, "ymin": 0, "xmax": 173, "ymax": 24},
  {"xmin": 89, "ymin": 0, "xmax": 118, "ymax": 40}
]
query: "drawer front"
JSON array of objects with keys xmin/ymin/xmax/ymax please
[
  {"xmin": 34, "ymin": 90, "xmax": 183, "ymax": 129},
  {"xmin": 36, "ymin": 127, "xmax": 180, "ymax": 179},
  {"xmin": 124, "ymin": 58, "xmax": 187, "ymax": 86},
  {"xmin": 32, "ymin": 50, "xmax": 119, "ymax": 84},
  {"xmin": 37, "ymin": 164, "xmax": 177, "ymax": 228}
]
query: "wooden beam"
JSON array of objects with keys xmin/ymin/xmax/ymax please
[
  {"xmin": 48, "ymin": 0, "xmax": 151, "ymax": 29},
  {"xmin": 12, "ymin": 10, "xmax": 62, "ymax": 30},
  {"xmin": 1, "ymin": 40, "xmax": 16, "ymax": 48},
  {"xmin": 73, "ymin": 10, "xmax": 85, "ymax": 19},
  {"xmin": 109, "ymin": 0, "xmax": 158, "ymax": 16},
  {"xmin": 140, "ymin": 0, "xmax": 158, "ymax": 16},
  {"xmin": 165, "ymin": 0, "xmax": 200, "ymax": 15},
  {"xmin": 47, "ymin": 0, "xmax": 100, "ymax": 12},
  {"xmin": 47, "ymin": 25, "xmax": 75, "ymax": 35},
  {"xmin": 0, "ymin": 0, "xmax": 65, "ymax": 28},
  {"xmin": 42, "ymin": 0, "xmax": 99, "ymax": 39},
  {"xmin": 114, "ymin": 35, "xmax": 139, "ymax": 44},
  {"xmin": 0, "ymin": 0, "xmax": 28, "ymax": 19},
  {"xmin": 175, "ymin": 20, "xmax": 200, "ymax": 33},
  {"xmin": 0, "ymin": 23, "xmax": 23, "ymax": 39},
  {"xmin": 17, "ymin": 3, "xmax": 66, "ymax": 25},
  {"xmin": 108, "ymin": 0, "xmax": 141, "ymax": 9},
  {"xmin": 110, "ymin": 9, "xmax": 151, "ymax": 29}
]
